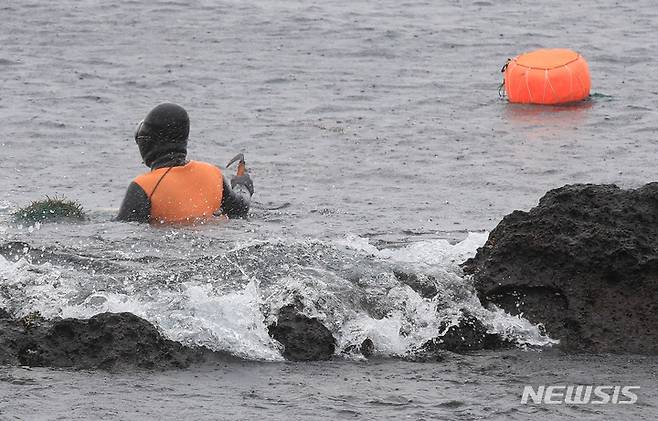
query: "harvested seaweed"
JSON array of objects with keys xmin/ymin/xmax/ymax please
[{"xmin": 13, "ymin": 196, "xmax": 86, "ymax": 224}]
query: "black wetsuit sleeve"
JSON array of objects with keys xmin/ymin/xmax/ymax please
[
  {"xmin": 116, "ymin": 182, "xmax": 151, "ymax": 223},
  {"xmin": 220, "ymin": 177, "xmax": 250, "ymax": 218}
]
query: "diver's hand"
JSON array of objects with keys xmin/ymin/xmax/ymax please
[
  {"xmin": 231, "ymin": 172, "xmax": 254, "ymax": 196},
  {"xmin": 227, "ymin": 153, "xmax": 253, "ymax": 196}
]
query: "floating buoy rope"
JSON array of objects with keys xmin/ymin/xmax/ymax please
[{"xmin": 499, "ymin": 58, "xmax": 511, "ymax": 98}]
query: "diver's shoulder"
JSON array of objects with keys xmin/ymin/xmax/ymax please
[{"xmin": 188, "ymin": 160, "xmax": 223, "ymax": 172}]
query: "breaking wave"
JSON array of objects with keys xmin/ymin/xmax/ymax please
[{"xmin": 0, "ymin": 230, "xmax": 555, "ymax": 360}]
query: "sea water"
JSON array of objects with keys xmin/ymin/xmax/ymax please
[{"xmin": 0, "ymin": 0, "xmax": 657, "ymax": 419}]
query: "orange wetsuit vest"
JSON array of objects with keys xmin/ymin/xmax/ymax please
[{"xmin": 133, "ymin": 160, "xmax": 223, "ymax": 223}]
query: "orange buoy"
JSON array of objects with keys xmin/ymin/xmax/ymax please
[{"xmin": 503, "ymin": 49, "xmax": 591, "ymax": 105}]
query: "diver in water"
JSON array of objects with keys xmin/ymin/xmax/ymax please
[{"xmin": 117, "ymin": 103, "xmax": 253, "ymax": 224}]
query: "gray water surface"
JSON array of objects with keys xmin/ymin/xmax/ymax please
[
  {"xmin": 1, "ymin": 0, "xmax": 657, "ymax": 238},
  {"xmin": 1, "ymin": 0, "xmax": 657, "ymax": 419},
  {"xmin": 1, "ymin": 351, "xmax": 657, "ymax": 420},
  {"xmin": 0, "ymin": 351, "xmax": 658, "ymax": 420}
]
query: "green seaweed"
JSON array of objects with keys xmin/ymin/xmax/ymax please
[
  {"xmin": 13, "ymin": 196, "xmax": 86, "ymax": 224},
  {"xmin": 19, "ymin": 311, "xmax": 46, "ymax": 330}
]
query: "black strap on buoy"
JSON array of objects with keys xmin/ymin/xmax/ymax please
[
  {"xmin": 500, "ymin": 59, "xmax": 510, "ymax": 73},
  {"xmin": 498, "ymin": 58, "xmax": 511, "ymax": 99}
]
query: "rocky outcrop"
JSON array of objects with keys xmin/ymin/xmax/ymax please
[
  {"xmin": 403, "ymin": 310, "xmax": 514, "ymax": 362},
  {"xmin": 463, "ymin": 183, "xmax": 658, "ymax": 354},
  {"xmin": 422, "ymin": 311, "xmax": 514, "ymax": 354},
  {"xmin": 0, "ymin": 310, "xmax": 233, "ymax": 369},
  {"xmin": 267, "ymin": 305, "xmax": 336, "ymax": 361}
]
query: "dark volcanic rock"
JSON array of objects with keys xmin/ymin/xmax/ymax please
[
  {"xmin": 432, "ymin": 311, "xmax": 513, "ymax": 353},
  {"xmin": 268, "ymin": 305, "xmax": 336, "ymax": 361},
  {"xmin": 463, "ymin": 183, "xmax": 658, "ymax": 354},
  {"xmin": 359, "ymin": 338, "xmax": 375, "ymax": 358},
  {"xmin": 342, "ymin": 338, "xmax": 375, "ymax": 358},
  {"xmin": 415, "ymin": 310, "xmax": 514, "ymax": 358},
  {"xmin": 394, "ymin": 271, "xmax": 438, "ymax": 298},
  {"xmin": 0, "ymin": 311, "xmax": 233, "ymax": 369}
]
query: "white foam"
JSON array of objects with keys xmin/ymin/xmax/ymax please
[
  {"xmin": 484, "ymin": 306, "xmax": 559, "ymax": 347},
  {"xmin": 337, "ymin": 231, "xmax": 488, "ymax": 270},
  {"xmin": 60, "ymin": 280, "xmax": 283, "ymax": 361},
  {"xmin": 0, "ymin": 234, "xmax": 557, "ymax": 360},
  {"xmin": 339, "ymin": 314, "xmax": 407, "ymax": 355}
]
